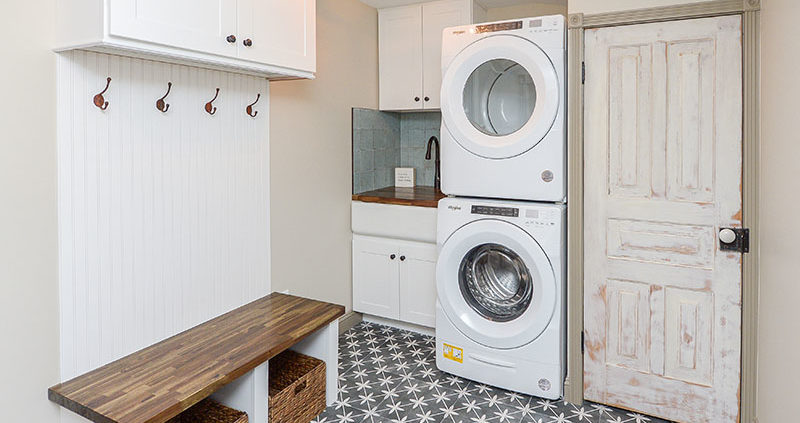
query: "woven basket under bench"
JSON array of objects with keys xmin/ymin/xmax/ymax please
[
  {"xmin": 167, "ymin": 398, "xmax": 248, "ymax": 423},
  {"xmin": 269, "ymin": 350, "xmax": 326, "ymax": 423}
]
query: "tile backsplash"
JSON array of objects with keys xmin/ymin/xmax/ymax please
[
  {"xmin": 352, "ymin": 108, "xmax": 441, "ymax": 193},
  {"xmin": 400, "ymin": 112, "xmax": 441, "ymax": 189}
]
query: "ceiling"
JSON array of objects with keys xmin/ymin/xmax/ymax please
[{"xmin": 359, "ymin": 0, "xmax": 566, "ymax": 9}]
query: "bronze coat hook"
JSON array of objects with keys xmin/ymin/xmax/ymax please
[
  {"xmin": 156, "ymin": 82, "xmax": 172, "ymax": 113},
  {"xmin": 205, "ymin": 88, "xmax": 220, "ymax": 115},
  {"xmin": 93, "ymin": 77, "xmax": 111, "ymax": 110},
  {"xmin": 246, "ymin": 93, "xmax": 261, "ymax": 117}
]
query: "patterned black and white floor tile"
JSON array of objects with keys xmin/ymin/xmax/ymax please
[{"xmin": 312, "ymin": 321, "xmax": 671, "ymax": 423}]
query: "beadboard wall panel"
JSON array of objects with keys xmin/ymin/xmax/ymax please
[{"xmin": 57, "ymin": 51, "xmax": 270, "ymax": 382}]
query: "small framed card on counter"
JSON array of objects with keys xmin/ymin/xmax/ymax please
[{"xmin": 395, "ymin": 167, "xmax": 416, "ymax": 188}]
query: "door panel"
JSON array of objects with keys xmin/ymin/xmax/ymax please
[
  {"xmin": 109, "ymin": 0, "xmax": 236, "ymax": 57},
  {"xmin": 399, "ymin": 241, "xmax": 437, "ymax": 327},
  {"xmin": 584, "ymin": 16, "xmax": 742, "ymax": 423},
  {"xmin": 379, "ymin": 5, "xmax": 424, "ymax": 110},
  {"xmin": 237, "ymin": 0, "xmax": 315, "ymax": 72},
  {"xmin": 353, "ymin": 236, "xmax": 400, "ymax": 319},
  {"xmin": 421, "ymin": 0, "xmax": 471, "ymax": 109}
]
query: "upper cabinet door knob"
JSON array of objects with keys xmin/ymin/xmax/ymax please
[
  {"xmin": 414, "ymin": 97, "xmax": 420, "ymax": 102},
  {"xmin": 226, "ymin": 35, "xmax": 237, "ymax": 43},
  {"xmin": 243, "ymin": 38, "xmax": 253, "ymax": 47},
  {"xmin": 424, "ymin": 96, "xmax": 430, "ymax": 102}
]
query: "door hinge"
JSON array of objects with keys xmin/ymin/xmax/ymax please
[
  {"xmin": 719, "ymin": 227, "xmax": 750, "ymax": 253},
  {"xmin": 581, "ymin": 331, "xmax": 585, "ymax": 354},
  {"xmin": 581, "ymin": 62, "xmax": 585, "ymax": 84}
]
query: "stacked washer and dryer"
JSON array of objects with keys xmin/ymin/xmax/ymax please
[{"xmin": 434, "ymin": 16, "xmax": 567, "ymax": 399}]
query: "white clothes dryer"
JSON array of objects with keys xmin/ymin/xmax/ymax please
[
  {"xmin": 440, "ymin": 16, "xmax": 566, "ymax": 202},
  {"xmin": 435, "ymin": 197, "xmax": 566, "ymax": 399}
]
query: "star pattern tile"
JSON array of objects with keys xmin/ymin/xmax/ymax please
[{"xmin": 314, "ymin": 322, "xmax": 672, "ymax": 423}]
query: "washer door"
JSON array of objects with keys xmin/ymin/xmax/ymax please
[
  {"xmin": 437, "ymin": 219, "xmax": 556, "ymax": 349},
  {"xmin": 441, "ymin": 34, "xmax": 559, "ymax": 159}
]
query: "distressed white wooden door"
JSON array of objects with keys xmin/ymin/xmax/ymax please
[{"xmin": 583, "ymin": 16, "xmax": 743, "ymax": 423}]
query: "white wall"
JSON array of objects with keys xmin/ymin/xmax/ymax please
[
  {"xmin": 486, "ymin": 2, "xmax": 566, "ymax": 21},
  {"xmin": 0, "ymin": 0, "xmax": 61, "ymax": 421},
  {"xmin": 757, "ymin": 1, "xmax": 800, "ymax": 421},
  {"xmin": 269, "ymin": 0, "xmax": 379, "ymax": 311},
  {"xmin": 568, "ymin": 1, "xmax": 800, "ymax": 422}
]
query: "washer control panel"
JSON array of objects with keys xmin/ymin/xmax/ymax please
[
  {"xmin": 471, "ymin": 205, "xmax": 519, "ymax": 217},
  {"xmin": 475, "ymin": 21, "xmax": 522, "ymax": 33},
  {"xmin": 523, "ymin": 208, "xmax": 559, "ymax": 228}
]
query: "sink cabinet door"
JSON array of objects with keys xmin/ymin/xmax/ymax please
[
  {"xmin": 109, "ymin": 0, "xmax": 238, "ymax": 58},
  {"xmin": 399, "ymin": 241, "xmax": 438, "ymax": 327},
  {"xmin": 353, "ymin": 235, "xmax": 400, "ymax": 320}
]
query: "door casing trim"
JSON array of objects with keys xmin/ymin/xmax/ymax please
[{"xmin": 564, "ymin": 2, "xmax": 760, "ymax": 423}]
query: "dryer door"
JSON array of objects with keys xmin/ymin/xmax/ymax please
[
  {"xmin": 441, "ymin": 34, "xmax": 559, "ymax": 159},
  {"xmin": 436, "ymin": 219, "xmax": 556, "ymax": 349}
]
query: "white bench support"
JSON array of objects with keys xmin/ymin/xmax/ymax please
[
  {"xmin": 291, "ymin": 319, "xmax": 339, "ymax": 406},
  {"xmin": 212, "ymin": 318, "xmax": 339, "ymax": 423}
]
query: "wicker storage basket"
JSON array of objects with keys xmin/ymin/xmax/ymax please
[
  {"xmin": 166, "ymin": 398, "xmax": 248, "ymax": 423},
  {"xmin": 268, "ymin": 350, "xmax": 326, "ymax": 423}
]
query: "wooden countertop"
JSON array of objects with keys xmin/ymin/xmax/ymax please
[
  {"xmin": 48, "ymin": 293, "xmax": 344, "ymax": 423},
  {"xmin": 352, "ymin": 186, "xmax": 446, "ymax": 208}
]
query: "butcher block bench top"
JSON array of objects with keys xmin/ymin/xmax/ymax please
[{"xmin": 48, "ymin": 293, "xmax": 345, "ymax": 423}]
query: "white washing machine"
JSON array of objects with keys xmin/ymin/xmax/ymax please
[
  {"xmin": 440, "ymin": 16, "xmax": 566, "ymax": 202},
  {"xmin": 435, "ymin": 197, "xmax": 565, "ymax": 399}
]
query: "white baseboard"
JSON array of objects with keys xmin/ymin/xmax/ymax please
[{"xmin": 362, "ymin": 314, "xmax": 435, "ymax": 337}]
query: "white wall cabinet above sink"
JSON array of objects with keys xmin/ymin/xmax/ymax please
[
  {"xmin": 379, "ymin": 0, "xmax": 486, "ymax": 110},
  {"xmin": 57, "ymin": 0, "xmax": 316, "ymax": 78}
]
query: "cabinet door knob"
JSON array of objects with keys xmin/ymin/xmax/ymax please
[
  {"xmin": 226, "ymin": 35, "xmax": 237, "ymax": 43},
  {"xmin": 390, "ymin": 254, "xmax": 396, "ymax": 260},
  {"xmin": 243, "ymin": 38, "xmax": 253, "ymax": 47},
  {"xmin": 414, "ymin": 97, "xmax": 420, "ymax": 102},
  {"xmin": 424, "ymin": 96, "xmax": 430, "ymax": 102},
  {"xmin": 400, "ymin": 255, "xmax": 406, "ymax": 261}
]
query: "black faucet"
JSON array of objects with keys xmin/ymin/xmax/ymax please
[{"xmin": 425, "ymin": 136, "xmax": 441, "ymax": 191}]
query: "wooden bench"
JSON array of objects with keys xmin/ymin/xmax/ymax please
[{"xmin": 48, "ymin": 293, "xmax": 345, "ymax": 423}]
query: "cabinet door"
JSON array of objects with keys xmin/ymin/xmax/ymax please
[
  {"xmin": 237, "ymin": 0, "xmax": 316, "ymax": 72},
  {"xmin": 398, "ymin": 241, "xmax": 437, "ymax": 327},
  {"xmin": 421, "ymin": 0, "xmax": 472, "ymax": 110},
  {"xmin": 109, "ymin": 0, "xmax": 237, "ymax": 58},
  {"xmin": 353, "ymin": 236, "xmax": 400, "ymax": 319},
  {"xmin": 379, "ymin": 5, "xmax": 424, "ymax": 110}
]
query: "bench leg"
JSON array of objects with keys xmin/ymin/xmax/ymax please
[
  {"xmin": 290, "ymin": 319, "xmax": 339, "ymax": 406},
  {"xmin": 212, "ymin": 361, "xmax": 269, "ymax": 423}
]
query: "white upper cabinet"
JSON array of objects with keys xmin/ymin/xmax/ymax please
[
  {"xmin": 109, "ymin": 0, "xmax": 237, "ymax": 58},
  {"xmin": 57, "ymin": 0, "xmax": 316, "ymax": 78},
  {"xmin": 379, "ymin": 5, "xmax": 424, "ymax": 111},
  {"xmin": 237, "ymin": 0, "xmax": 316, "ymax": 72},
  {"xmin": 379, "ymin": 0, "xmax": 485, "ymax": 111}
]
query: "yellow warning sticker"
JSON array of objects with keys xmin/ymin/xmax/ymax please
[{"xmin": 443, "ymin": 343, "xmax": 463, "ymax": 363}]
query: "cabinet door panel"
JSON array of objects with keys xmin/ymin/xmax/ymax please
[
  {"xmin": 109, "ymin": 0, "xmax": 237, "ymax": 57},
  {"xmin": 237, "ymin": 0, "xmax": 316, "ymax": 72},
  {"xmin": 353, "ymin": 236, "xmax": 400, "ymax": 319},
  {"xmin": 399, "ymin": 241, "xmax": 437, "ymax": 327},
  {"xmin": 422, "ymin": 0, "xmax": 471, "ymax": 109},
  {"xmin": 379, "ymin": 5, "xmax": 423, "ymax": 110}
]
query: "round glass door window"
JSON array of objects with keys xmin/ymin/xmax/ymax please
[
  {"xmin": 463, "ymin": 59, "xmax": 537, "ymax": 137},
  {"xmin": 459, "ymin": 243, "xmax": 533, "ymax": 322}
]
